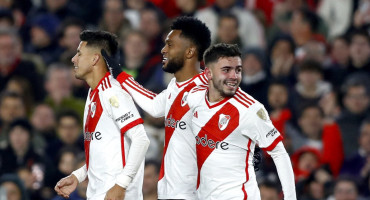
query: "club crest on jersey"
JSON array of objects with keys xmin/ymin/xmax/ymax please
[
  {"xmin": 90, "ymin": 102, "xmax": 96, "ymax": 118},
  {"xmin": 181, "ymin": 92, "xmax": 189, "ymax": 107},
  {"xmin": 218, "ymin": 114, "xmax": 230, "ymax": 131}
]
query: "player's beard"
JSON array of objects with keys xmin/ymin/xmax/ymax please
[
  {"xmin": 212, "ymin": 78, "xmax": 240, "ymax": 98},
  {"xmin": 162, "ymin": 57, "xmax": 184, "ymax": 74}
]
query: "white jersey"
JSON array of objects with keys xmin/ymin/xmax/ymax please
[
  {"xmin": 117, "ymin": 72, "xmax": 208, "ymax": 199},
  {"xmin": 186, "ymin": 86, "xmax": 284, "ymax": 200},
  {"xmin": 83, "ymin": 73, "xmax": 145, "ymax": 199}
]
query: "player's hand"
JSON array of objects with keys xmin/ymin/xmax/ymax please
[
  {"xmin": 101, "ymin": 49, "xmax": 122, "ymax": 78},
  {"xmin": 54, "ymin": 174, "xmax": 79, "ymax": 198},
  {"xmin": 104, "ymin": 184, "xmax": 126, "ymax": 200}
]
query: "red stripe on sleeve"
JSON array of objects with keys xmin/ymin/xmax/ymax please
[
  {"xmin": 127, "ymin": 78, "xmax": 157, "ymax": 96},
  {"xmin": 264, "ymin": 135, "xmax": 283, "ymax": 152},
  {"xmin": 124, "ymin": 80, "xmax": 154, "ymax": 99}
]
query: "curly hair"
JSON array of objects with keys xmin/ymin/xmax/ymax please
[{"xmin": 171, "ymin": 16, "xmax": 211, "ymax": 61}]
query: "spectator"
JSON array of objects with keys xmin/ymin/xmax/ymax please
[
  {"xmin": 289, "ymin": 7, "xmax": 321, "ymax": 48},
  {"xmin": 43, "ymin": 63, "xmax": 84, "ymax": 118},
  {"xmin": 57, "ymin": 18, "xmax": 85, "ymax": 63},
  {"xmin": 239, "ymin": 47, "xmax": 270, "ymax": 106},
  {"xmin": 288, "ymin": 104, "xmax": 344, "ymax": 176},
  {"xmin": 0, "ymin": 119, "xmax": 51, "ymax": 181},
  {"xmin": 143, "ymin": 160, "xmax": 160, "ymax": 200},
  {"xmin": 341, "ymin": 118, "xmax": 370, "ymax": 181},
  {"xmin": 45, "ymin": 110, "xmax": 83, "ymax": 163},
  {"xmin": 195, "ymin": 0, "xmax": 265, "ymax": 48},
  {"xmin": 214, "ymin": 13, "xmax": 242, "ymax": 48},
  {"xmin": 259, "ymin": 179, "xmax": 281, "ymax": 200},
  {"xmin": 291, "ymin": 60, "xmax": 331, "ymax": 118},
  {"xmin": 139, "ymin": 7, "xmax": 166, "ymax": 57},
  {"xmin": 0, "ymin": 92, "xmax": 26, "ymax": 147},
  {"xmin": 30, "ymin": 103, "xmax": 56, "ymax": 147},
  {"xmin": 347, "ymin": 29, "xmax": 370, "ymax": 75},
  {"xmin": 0, "ymin": 173, "xmax": 28, "ymax": 200},
  {"xmin": 337, "ymin": 73, "xmax": 370, "ymax": 158},
  {"xmin": 267, "ymin": 81, "xmax": 292, "ymax": 138},
  {"xmin": 268, "ymin": 34, "xmax": 296, "ymax": 83},
  {"xmin": 120, "ymin": 30, "xmax": 164, "ymax": 92},
  {"xmin": 325, "ymin": 35, "xmax": 351, "ymax": 90},
  {"xmin": 328, "ymin": 176, "xmax": 363, "ymax": 200},
  {"xmin": 297, "ymin": 165, "xmax": 333, "ymax": 200},
  {"xmin": 0, "ymin": 28, "xmax": 43, "ymax": 101},
  {"xmin": 99, "ymin": 0, "xmax": 131, "ymax": 38}
]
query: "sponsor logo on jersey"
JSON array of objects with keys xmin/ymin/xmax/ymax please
[
  {"xmin": 218, "ymin": 114, "xmax": 230, "ymax": 131},
  {"xmin": 90, "ymin": 102, "xmax": 96, "ymax": 118},
  {"xmin": 115, "ymin": 111, "xmax": 134, "ymax": 123},
  {"xmin": 109, "ymin": 95, "xmax": 120, "ymax": 108},
  {"xmin": 181, "ymin": 92, "xmax": 189, "ymax": 107},
  {"xmin": 165, "ymin": 114, "xmax": 187, "ymax": 130},
  {"xmin": 84, "ymin": 131, "xmax": 102, "ymax": 141},
  {"xmin": 196, "ymin": 134, "xmax": 229, "ymax": 150},
  {"xmin": 266, "ymin": 128, "xmax": 278, "ymax": 138}
]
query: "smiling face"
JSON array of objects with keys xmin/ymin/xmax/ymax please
[
  {"xmin": 161, "ymin": 30, "xmax": 189, "ymax": 74},
  {"xmin": 206, "ymin": 56, "xmax": 242, "ymax": 101}
]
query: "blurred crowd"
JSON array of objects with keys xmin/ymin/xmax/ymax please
[{"xmin": 0, "ymin": 0, "xmax": 369, "ymax": 199}]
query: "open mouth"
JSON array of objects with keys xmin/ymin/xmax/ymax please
[{"xmin": 162, "ymin": 57, "xmax": 168, "ymax": 65}]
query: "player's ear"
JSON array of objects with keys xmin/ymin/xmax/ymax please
[
  {"xmin": 92, "ymin": 53, "xmax": 100, "ymax": 65},
  {"xmin": 205, "ymin": 67, "xmax": 212, "ymax": 80},
  {"xmin": 186, "ymin": 46, "xmax": 196, "ymax": 59}
]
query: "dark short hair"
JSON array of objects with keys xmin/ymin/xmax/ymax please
[
  {"xmin": 203, "ymin": 43, "xmax": 241, "ymax": 65},
  {"xmin": 56, "ymin": 110, "xmax": 81, "ymax": 125},
  {"xmin": 80, "ymin": 30, "xmax": 118, "ymax": 56},
  {"xmin": 57, "ymin": 17, "xmax": 85, "ymax": 39},
  {"xmin": 349, "ymin": 28, "xmax": 370, "ymax": 44},
  {"xmin": 171, "ymin": 16, "xmax": 211, "ymax": 61},
  {"xmin": 9, "ymin": 118, "xmax": 33, "ymax": 137},
  {"xmin": 218, "ymin": 12, "xmax": 239, "ymax": 28},
  {"xmin": 296, "ymin": 7, "xmax": 320, "ymax": 32},
  {"xmin": 145, "ymin": 159, "xmax": 161, "ymax": 174},
  {"xmin": 0, "ymin": 91, "xmax": 24, "ymax": 106},
  {"xmin": 298, "ymin": 59, "xmax": 323, "ymax": 74},
  {"xmin": 298, "ymin": 104, "xmax": 324, "ymax": 119}
]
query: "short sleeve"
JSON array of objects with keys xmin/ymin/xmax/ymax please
[
  {"xmin": 102, "ymin": 89, "xmax": 143, "ymax": 134},
  {"xmin": 241, "ymin": 105, "xmax": 283, "ymax": 150}
]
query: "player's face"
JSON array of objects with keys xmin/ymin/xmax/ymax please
[
  {"xmin": 208, "ymin": 56, "xmax": 242, "ymax": 98},
  {"xmin": 71, "ymin": 41, "xmax": 94, "ymax": 80},
  {"xmin": 161, "ymin": 30, "xmax": 187, "ymax": 73}
]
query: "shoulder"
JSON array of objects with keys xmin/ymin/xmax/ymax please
[
  {"xmin": 193, "ymin": 72, "xmax": 208, "ymax": 85},
  {"xmin": 186, "ymin": 85, "xmax": 207, "ymax": 105},
  {"xmin": 99, "ymin": 76, "xmax": 132, "ymax": 103},
  {"xmin": 232, "ymin": 89, "xmax": 259, "ymax": 108}
]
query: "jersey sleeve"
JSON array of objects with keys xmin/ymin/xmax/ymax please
[
  {"xmin": 241, "ymin": 104, "xmax": 283, "ymax": 150},
  {"xmin": 101, "ymin": 88, "xmax": 144, "ymax": 132},
  {"xmin": 116, "ymin": 73, "xmax": 166, "ymax": 118}
]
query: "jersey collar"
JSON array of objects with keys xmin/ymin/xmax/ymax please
[
  {"xmin": 176, "ymin": 75, "xmax": 197, "ymax": 88},
  {"xmin": 89, "ymin": 72, "xmax": 111, "ymax": 99},
  {"xmin": 204, "ymin": 89, "xmax": 230, "ymax": 109}
]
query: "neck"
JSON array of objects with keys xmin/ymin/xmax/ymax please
[
  {"xmin": 207, "ymin": 84, "xmax": 224, "ymax": 103},
  {"xmin": 174, "ymin": 60, "xmax": 200, "ymax": 82},
  {"xmin": 86, "ymin": 65, "xmax": 108, "ymax": 90}
]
